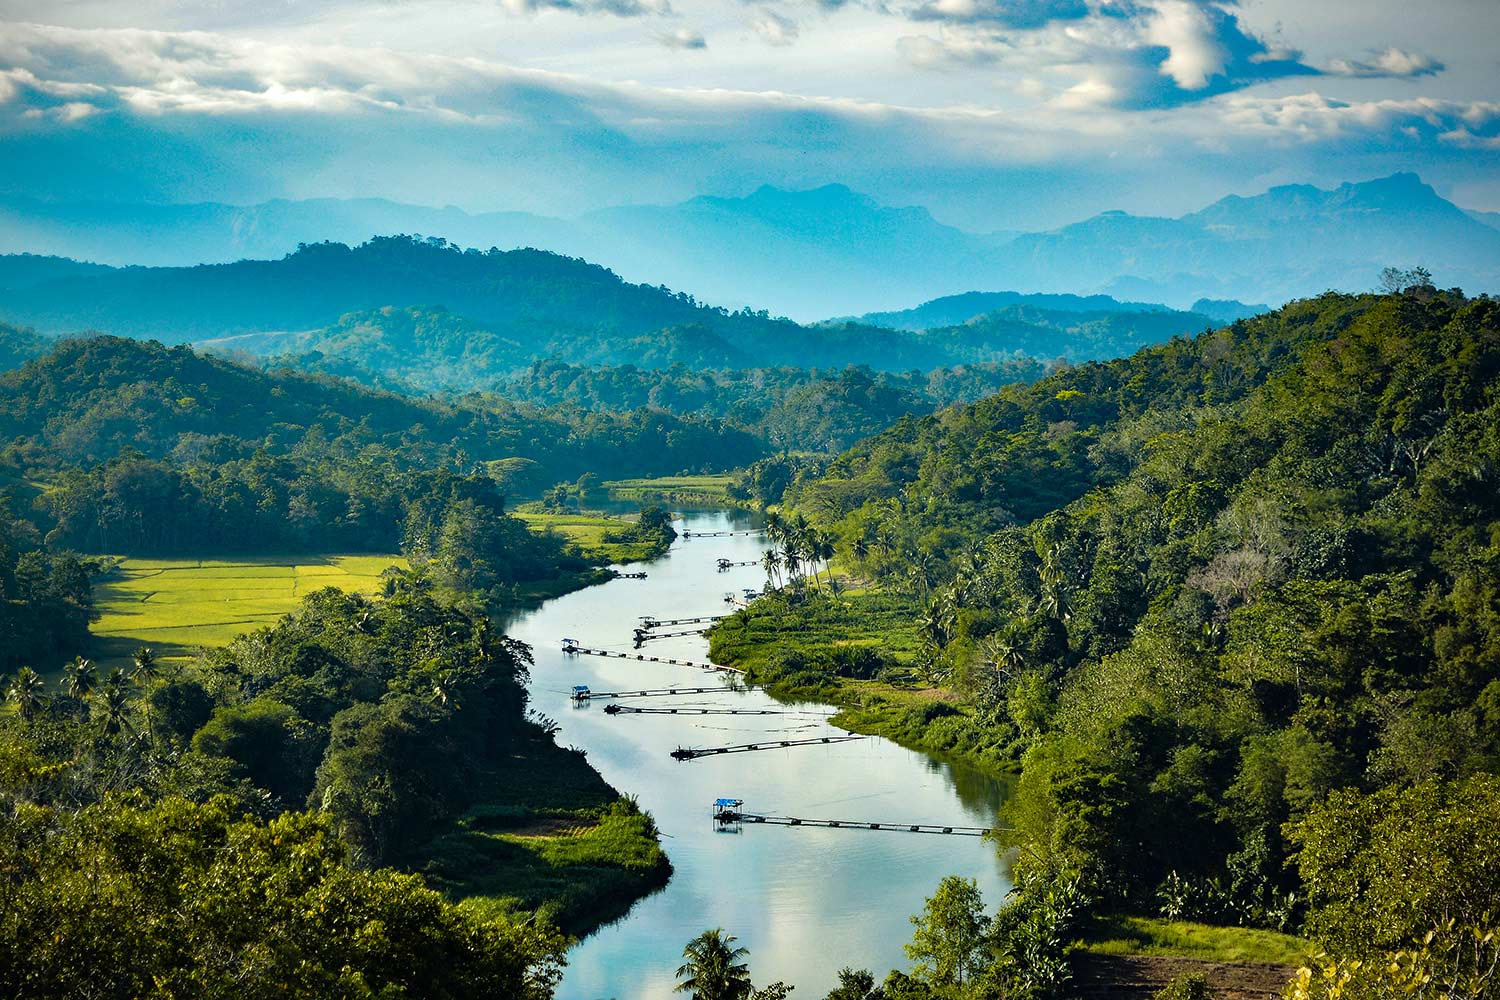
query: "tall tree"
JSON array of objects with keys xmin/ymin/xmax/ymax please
[
  {"xmin": 675, "ymin": 929, "xmax": 754, "ymax": 1000},
  {"xmin": 906, "ymin": 876, "xmax": 992, "ymax": 991}
]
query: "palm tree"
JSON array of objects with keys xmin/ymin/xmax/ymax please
[
  {"xmin": 64, "ymin": 656, "xmax": 97, "ymax": 701},
  {"xmin": 6, "ymin": 666, "xmax": 45, "ymax": 721},
  {"xmin": 814, "ymin": 532, "xmax": 836, "ymax": 589},
  {"xmin": 763, "ymin": 511, "xmax": 784, "ymax": 547},
  {"xmin": 96, "ymin": 686, "xmax": 131, "ymax": 736},
  {"xmin": 130, "ymin": 646, "xmax": 159, "ymax": 688},
  {"xmin": 760, "ymin": 549, "xmax": 782, "ymax": 590},
  {"xmin": 781, "ymin": 542, "xmax": 801, "ymax": 584},
  {"xmin": 850, "ymin": 535, "xmax": 870, "ymax": 568},
  {"xmin": 675, "ymin": 928, "xmax": 754, "ymax": 1000}
]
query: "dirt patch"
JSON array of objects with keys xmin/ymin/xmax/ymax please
[
  {"xmin": 1071, "ymin": 953, "xmax": 1297, "ymax": 1000},
  {"xmin": 498, "ymin": 817, "xmax": 596, "ymax": 839}
]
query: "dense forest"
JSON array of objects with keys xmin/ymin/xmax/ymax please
[
  {"xmin": 0, "ymin": 335, "xmax": 761, "ymax": 566},
  {"xmin": 711, "ymin": 285, "xmax": 1499, "ymax": 996},
  {"xmin": 495, "ymin": 360, "xmax": 1050, "ymax": 452},
  {"xmin": 0, "ymin": 578, "xmax": 648, "ymax": 997}
]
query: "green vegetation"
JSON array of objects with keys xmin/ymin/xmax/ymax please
[
  {"xmin": 0, "ymin": 582, "xmax": 616, "ymax": 994},
  {"xmin": 502, "ymin": 362, "xmax": 1051, "ymax": 452},
  {"xmin": 410, "ymin": 729, "xmax": 670, "ymax": 936},
  {"xmin": 1077, "ymin": 917, "xmax": 1308, "ymax": 965},
  {"xmin": 712, "ymin": 285, "xmax": 1500, "ymax": 992},
  {"xmin": 89, "ymin": 554, "xmax": 406, "ymax": 667},
  {"xmin": 606, "ymin": 474, "xmax": 742, "ymax": 507},
  {"xmin": 0, "ymin": 795, "xmax": 569, "ymax": 1000}
]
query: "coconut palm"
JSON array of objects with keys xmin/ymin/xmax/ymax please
[
  {"xmin": 64, "ymin": 656, "xmax": 98, "ymax": 701},
  {"xmin": 96, "ymin": 686, "xmax": 132, "ymax": 736},
  {"xmin": 130, "ymin": 646, "xmax": 159, "ymax": 688},
  {"xmin": 850, "ymin": 535, "xmax": 870, "ymax": 567},
  {"xmin": 760, "ymin": 549, "xmax": 782, "ymax": 590},
  {"xmin": 675, "ymin": 928, "xmax": 753, "ymax": 1000},
  {"xmin": 814, "ymin": 532, "xmax": 836, "ymax": 589},
  {"xmin": 762, "ymin": 510, "xmax": 784, "ymax": 546},
  {"xmin": 6, "ymin": 666, "xmax": 46, "ymax": 720}
]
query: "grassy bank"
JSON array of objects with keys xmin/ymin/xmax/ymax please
[
  {"xmin": 511, "ymin": 507, "xmax": 663, "ymax": 563},
  {"xmin": 409, "ymin": 728, "xmax": 672, "ymax": 937},
  {"xmin": 1078, "ymin": 916, "xmax": 1311, "ymax": 966},
  {"xmin": 707, "ymin": 590, "xmax": 1023, "ymax": 773},
  {"xmin": 603, "ymin": 474, "xmax": 745, "ymax": 508}
]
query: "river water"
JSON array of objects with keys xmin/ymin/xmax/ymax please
[{"xmin": 508, "ymin": 508, "xmax": 1011, "ymax": 1000}]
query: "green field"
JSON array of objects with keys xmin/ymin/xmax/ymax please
[
  {"xmin": 511, "ymin": 508, "xmax": 661, "ymax": 563},
  {"xmin": 90, "ymin": 554, "xmax": 406, "ymax": 667},
  {"xmin": 602, "ymin": 474, "xmax": 739, "ymax": 506}
]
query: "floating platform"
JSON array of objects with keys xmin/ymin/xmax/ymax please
[{"xmin": 633, "ymin": 627, "xmax": 709, "ymax": 643}]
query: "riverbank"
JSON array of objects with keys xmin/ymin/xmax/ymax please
[
  {"xmin": 707, "ymin": 589, "xmax": 1022, "ymax": 776},
  {"xmin": 406, "ymin": 725, "xmax": 673, "ymax": 938},
  {"xmin": 705, "ymin": 588, "xmax": 1314, "ymax": 978}
]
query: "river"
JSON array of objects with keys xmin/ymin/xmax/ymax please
[{"xmin": 508, "ymin": 508, "xmax": 1011, "ymax": 1000}]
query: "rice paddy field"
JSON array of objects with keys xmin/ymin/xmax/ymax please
[{"xmin": 89, "ymin": 554, "xmax": 406, "ymax": 668}]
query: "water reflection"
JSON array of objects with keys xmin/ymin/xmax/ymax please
[{"xmin": 508, "ymin": 509, "xmax": 1012, "ymax": 1000}]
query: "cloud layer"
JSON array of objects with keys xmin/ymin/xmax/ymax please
[{"xmin": 0, "ymin": 10, "xmax": 1494, "ymax": 224}]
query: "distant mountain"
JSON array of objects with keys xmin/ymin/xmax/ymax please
[
  {"xmin": 0, "ymin": 321, "xmax": 51, "ymax": 370},
  {"xmin": 1189, "ymin": 299, "xmax": 1270, "ymax": 324},
  {"xmin": 577, "ymin": 184, "xmax": 1014, "ymax": 318},
  {"xmin": 1, "ymin": 174, "xmax": 1493, "ymax": 331},
  {"xmin": 844, "ymin": 290, "xmax": 1177, "ymax": 331},
  {"xmin": 0, "ymin": 236, "xmax": 810, "ymax": 352},
  {"xmin": 1470, "ymin": 209, "xmax": 1500, "ymax": 233},
  {"xmin": 0, "ymin": 186, "xmax": 1012, "ymax": 320},
  {"xmin": 0, "ymin": 238, "xmax": 1213, "ymax": 382}
]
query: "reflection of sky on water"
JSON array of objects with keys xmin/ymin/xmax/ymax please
[{"xmin": 510, "ymin": 509, "xmax": 1012, "ymax": 1000}]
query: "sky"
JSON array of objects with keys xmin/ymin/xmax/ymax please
[{"xmin": 0, "ymin": 0, "xmax": 1496, "ymax": 230}]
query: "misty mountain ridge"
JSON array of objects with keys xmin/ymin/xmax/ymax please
[{"xmin": 2, "ymin": 173, "xmax": 1495, "ymax": 319}]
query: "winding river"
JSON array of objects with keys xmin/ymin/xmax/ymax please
[{"xmin": 508, "ymin": 508, "xmax": 1011, "ymax": 1000}]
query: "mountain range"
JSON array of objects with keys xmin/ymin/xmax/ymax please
[
  {"xmin": 2, "ymin": 174, "xmax": 1495, "ymax": 320},
  {"xmin": 0, "ymin": 238, "xmax": 1223, "ymax": 386}
]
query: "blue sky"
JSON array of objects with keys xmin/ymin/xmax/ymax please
[{"xmin": 0, "ymin": 0, "xmax": 1496, "ymax": 230}]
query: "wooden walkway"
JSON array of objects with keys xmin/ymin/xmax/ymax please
[
  {"xmin": 605, "ymin": 705, "xmax": 781, "ymax": 716},
  {"xmin": 561, "ymin": 643, "xmax": 744, "ymax": 674},
  {"xmin": 573, "ymin": 685, "xmax": 738, "ymax": 702},
  {"xmin": 639, "ymin": 614, "xmax": 731, "ymax": 628},
  {"xmin": 724, "ymin": 812, "xmax": 993, "ymax": 837},
  {"xmin": 681, "ymin": 529, "xmax": 764, "ymax": 538},
  {"xmin": 671, "ymin": 735, "xmax": 866, "ymax": 761},
  {"xmin": 633, "ymin": 627, "xmax": 709, "ymax": 642}
]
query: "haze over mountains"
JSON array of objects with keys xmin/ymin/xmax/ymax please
[
  {"xmin": 2, "ymin": 173, "xmax": 1496, "ymax": 320},
  {"xmin": 0, "ymin": 238, "xmax": 1225, "ymax": 387}
]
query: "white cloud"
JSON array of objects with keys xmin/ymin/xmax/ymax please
[
  {"xmin": 751, "ymin": 9, "xmax": 799, "ymax": 44},
  {"xmin": 659, "ymin": 26, "xmax": 707, "ymax": 47},
  {"xmin": 1326, "ymin": 46, "xmax": 1444, "ymax": 78},
  {"xmin": 1145, "ymin": 0, "xmax": 1227, "ymax": 90}
]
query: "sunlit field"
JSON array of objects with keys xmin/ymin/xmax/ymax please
[{"xmin": 90, "ymin": 554, "xmax": 406, "ymax": 667}]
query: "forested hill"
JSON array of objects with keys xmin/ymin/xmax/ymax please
[
  {"xmin": 0, "ymin": 237, "xmax": 1219, "ymax": 377},
  {"xmin": 791, "ymin": 289, "xmax": 1494, "ymax": 534},
  {"xmin": 0, "ymin": 236, "xmax": 809, "ymax": 348},
  {"xmin": 776, "ymin": 284, "xmax": 1500, "ymax": 938},
  {"xmin": 0, "ymin": 335, "xmax": 763, "ymax": 485}
]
